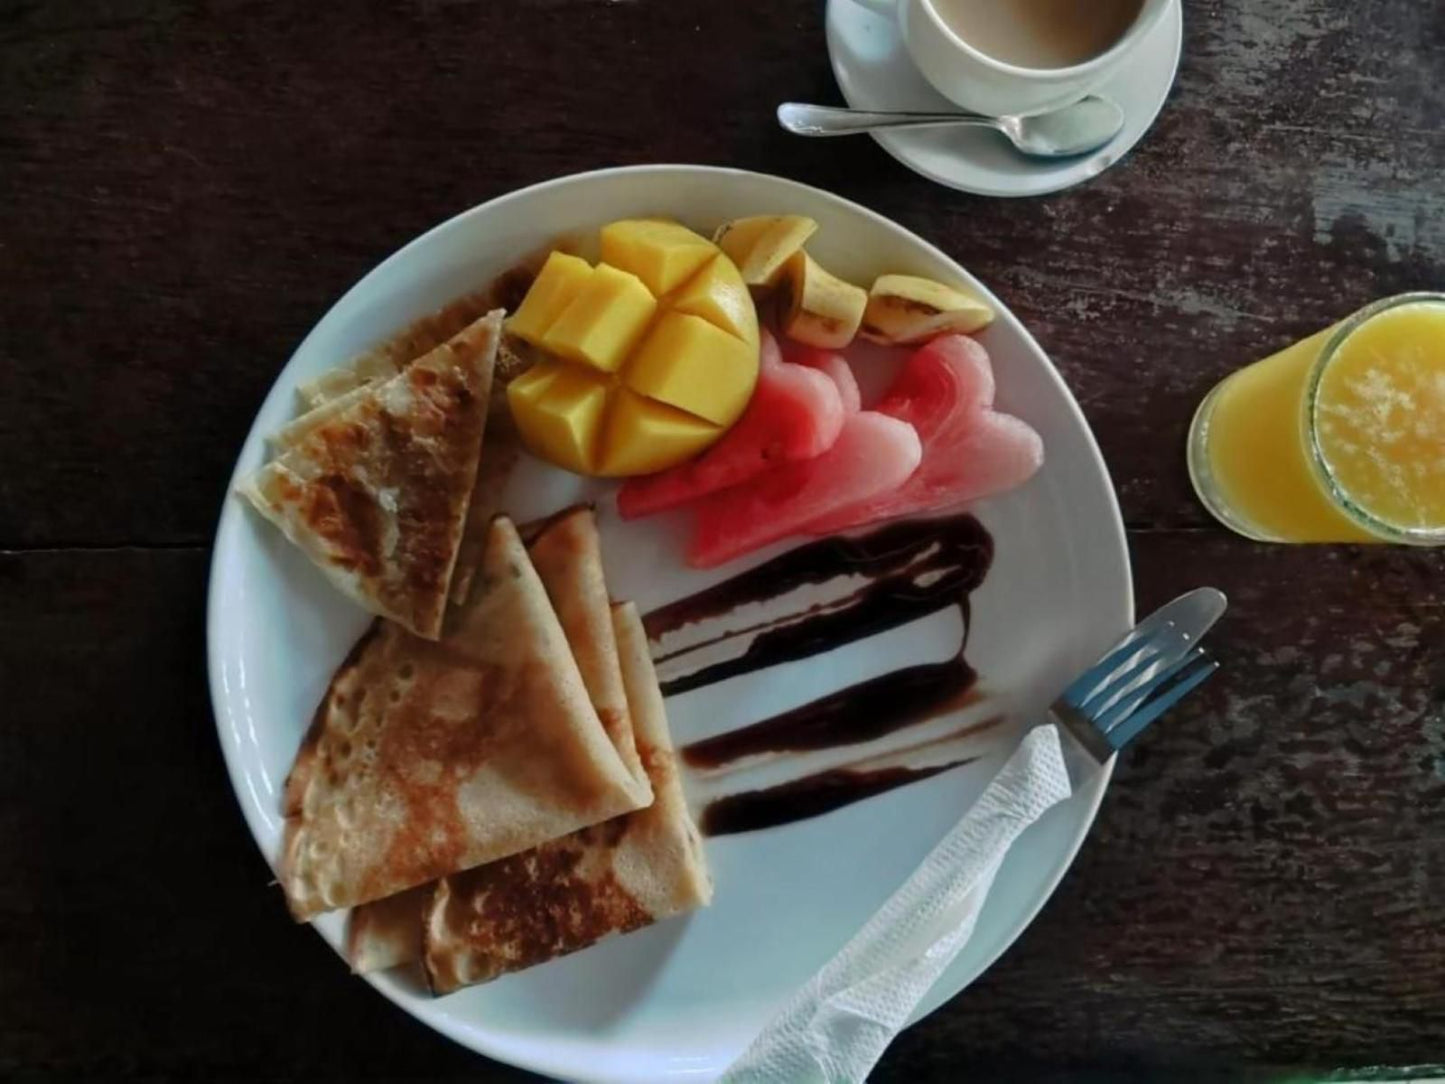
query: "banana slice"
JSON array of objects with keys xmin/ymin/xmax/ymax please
[
  {"xmin": 860, "ymin": 274, "xmax": 995, "ymax": 345},
  {"xmin": 713, "ymin": 215, "xmax": 819, "ymax": 289},
  {"xmin": 779, "ymin": 251, "xmax": 868, "ymax": 349}
]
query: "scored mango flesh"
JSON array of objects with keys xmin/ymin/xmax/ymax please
[{"xmin": 506, "ymin": 220, "xmax": 761, "ymax": 477}]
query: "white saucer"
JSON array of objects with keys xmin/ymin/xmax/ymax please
[{"xmin": 824, "ymin": 0, "xmax": 1183, "ymax": 197}]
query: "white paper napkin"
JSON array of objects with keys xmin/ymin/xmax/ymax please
[{"xmin": 720, "ymin": 725, "xmax": 1074, "ymax": 1084}]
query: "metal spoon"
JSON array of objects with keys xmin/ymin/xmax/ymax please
[{"xmin": 777, "ymin": 96, "xmax": 1125, "ymax": 158}]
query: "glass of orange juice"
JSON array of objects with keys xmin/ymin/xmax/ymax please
[{"xmin": 1188, "ymin": 292, "xmax": 1445, "ymax": 544}]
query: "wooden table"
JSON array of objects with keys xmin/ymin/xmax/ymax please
[{"xmin": 4, "ymin": 1, "xmax": 1443, "ymax": 1079}]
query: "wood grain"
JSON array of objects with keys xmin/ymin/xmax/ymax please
[{"xmin": 3, "ymin": 0, "xmax": 1444, "ymax": 1079}]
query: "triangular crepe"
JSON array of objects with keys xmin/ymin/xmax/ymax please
[
  {"xmin": 295, "ymin": 290, "xmax": 496, "ymax": 410},
  {"xmin": 345, "ymin": 882, "xmax": 432, "ymax": 975},
  {"xmin": 443, "ymin": 335, "xmax": 546, "ymax": 608},
  {"xmin": 446, "ymin": 413, "xmax": 523, "ymax": 606},
  {"xmin": 526, "ymin": 506, "xmax": 648, "ymax": 790},
  {"xmin": 280, "ymin": 516, "xmax": 651, "ymax": 920},
  {"xmin": 346, "ymin": 508, "xmax": 654, "ymax": 970},
  {"xmin": 288, "ymin": 295, "xmax": 537, "ymax": 609},
  {"xmin": 421, "ymin": 602, "xmax": 712, "ymax": 993},
  {"xmin": 240, "ymin": 311, "xmax": 501, "ymax": 640}
]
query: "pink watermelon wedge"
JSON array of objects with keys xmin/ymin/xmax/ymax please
[
  {"xmin": 617, "ymin": 330, "xmax": 845, "ymax": 520},
  {"xmin": 781, "ymin": 342, "xmax": 862, "ymax": 414},
  {"xmin": 687, "ymin": 412, "xmax": 923, "ymax": 568},
  {"xmin": 806, "ymin": 334, "xmax": 1043, "ymax": 535}
]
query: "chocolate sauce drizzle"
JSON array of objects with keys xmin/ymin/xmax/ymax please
[
  {"xmin": 646, "ymin": 514, "xmax": 993, "ymax": 697},
  {"xmin": 700, "ymin": 757, "xmax": 981, "ymax": 838},
  {"xmin": 641, "ymin": 513, "xmax": 999, "ymax": 835},
  {"xmin": 683, "ymin": 661, "xmax": 981, "ymax": 770}
]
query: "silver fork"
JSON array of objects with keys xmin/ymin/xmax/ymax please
[
  {"xmin": 719, "ymin": 587, "xmax": 1228, "ymax": 1082},
  {"xmin": 1052, "ymin": 587, "xmax": 1227, "ymax": 773}
]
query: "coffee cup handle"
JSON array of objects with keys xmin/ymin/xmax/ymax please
[{"xmin": 850, "ymin": 0, "xmax": 897, "ymax": 14}]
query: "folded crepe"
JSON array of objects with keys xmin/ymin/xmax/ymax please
[
  {"xmin": 346, "ymin": 883, "xmax": 433, "ymax": 975},
  {"xmin": 447, "ymin": 414, "xmax": 522, "ymax": 606},
  {"xmin": 288, "ymin": 293, "xmax": 536, "ymax": 608},
  {"xmin": 422, "ymin": 602, "xmax": 713, "ymax": 993},
  {"xmin": 280, "ymin": 515, "xmax": 652, "ymax": 920},
  {"xmin": 297, "ymin": 288, "xmax": 537, "ymax": 412},
  {"xmin": 296, "ymin": 290, "xmax": 496, "ymax": 410},
  {"xmin": 525, "ymin": 506, "xmax": 648, "ymax": 789},
  {"xmin": 347, "ymin": 601, "xmax": 712, "ymax": 990},
  {"xmin": 347, "ymin": 506, "xmax": 653, "ymax": 970},
  {"xmin": 240, "ymin": 311, "xmax": 502, "ymax": 639}
]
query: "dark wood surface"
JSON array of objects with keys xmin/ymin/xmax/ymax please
[{"xmin": 3, "ymin": 1, "xmax": 1443, "ymax": 1079}]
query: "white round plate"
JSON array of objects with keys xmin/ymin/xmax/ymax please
[
  {"xmin": 209, "ymin": 165, "xmax": 1131, "ymax": 1082},
  {"xmin": 825, "ymin": 0, "xmax": 1183, "ymax": 197}
]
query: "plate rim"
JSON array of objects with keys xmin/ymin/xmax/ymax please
[{"xmin": 206, "ymin": 163, "xmax": 1132, "ymax": 1080}]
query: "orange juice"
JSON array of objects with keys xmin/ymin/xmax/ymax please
[{"xmin": 1188, "ymin": 293, "xmax": 1445, "ymax": 544}]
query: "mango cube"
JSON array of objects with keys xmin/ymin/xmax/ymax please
[
  {"xmin": 671, "ymin": 253, "xmax": 759, "ymax": 350},
  {"xmin": 506, "ymin": 251, "xmax": 593, "ymax": 346},
  {"xmin": 542, "ymin": 263, "xmax": 657, "ymax": 373},
  {"xmin": 506, "ymin": 360, "xmax": 609, "ymax": 475},
  {"xmin": 626, "ymin": 312, "xmax": 758, "ymax": 426},
  {"xmin": 600, "ymin": 219, "xmax": 717, "ymax": 297},
  {"xmin": 598, "ymin": 389, "xmax": 720, "ymax": 477},
  {"xmin": 505, "ymin": 219, "xmax": 764, "ymax": 477}
]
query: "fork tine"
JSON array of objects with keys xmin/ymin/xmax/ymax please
[
  {"xmin": 1105, "ymin": 655, "xmax": 1219, "ymax": 751},
  {"xmin": 1062, "ymin": 624, "xmax": 1171, "ymax": 706},
  {"xmin": 1076, "ymin": 642, "xmax": 1167, "ymax": 715},
  {"xmin": 1095, "ymin": 646, "xmax": 1207, "ymax": 733},
  {"xmin": 1076, "ymin": 626, "xmax": 1194, "ymax": 717},
  {"xmin": 1061, "ymin": 588, "xmax": 1228, "ymax": 707}
]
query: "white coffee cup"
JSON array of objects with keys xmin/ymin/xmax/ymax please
[{"xmin": 853, "ymin": 0, "xmax": 1172, "ymax": 117}]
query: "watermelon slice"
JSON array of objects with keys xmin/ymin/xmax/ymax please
[
  {"xmin": 687, "ymin": 412, "xmax": 922, "ymax": 568},
  {"xmin": 807, "ymin": 334, "xmax": 1042, "ymax": 535},
  {"xmin": 781, "ymin": 342, "xmax": 862, "ymax": 414},
  {"xmin": 617, "ymin": 330, "xmax": 844, "ymax": 520}
]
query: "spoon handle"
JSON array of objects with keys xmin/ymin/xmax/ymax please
[{"xmin": 777, "ymin": 102, "xmax": 996, "ymax": 137}]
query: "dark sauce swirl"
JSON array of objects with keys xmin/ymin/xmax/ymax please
[
  {"xmin": 640, "ymin": 513, "xmax": 1000, "ymax": 835},
  {"xmin": 647, "ymin": 513, "xmax": 993, "ymax": 697}
]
